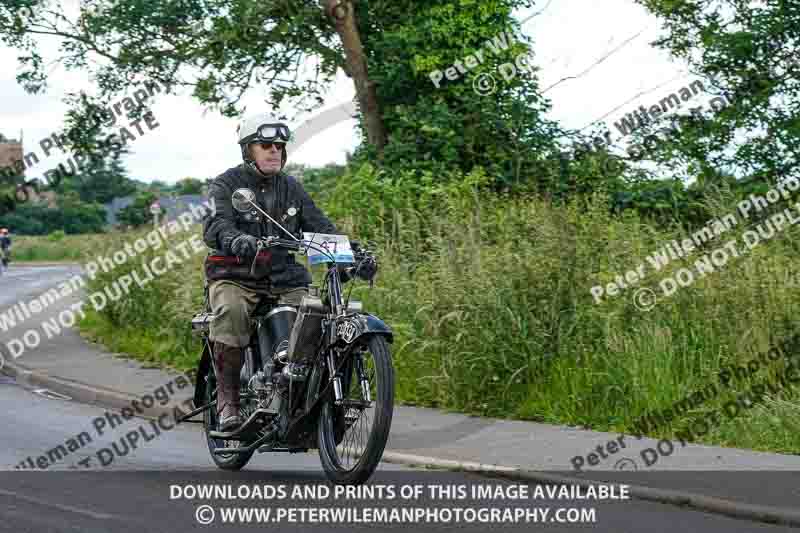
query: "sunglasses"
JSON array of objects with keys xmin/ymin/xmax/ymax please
[{"xmin": 255, "ymin": 141, "xmax": 286, "ymax": 151}]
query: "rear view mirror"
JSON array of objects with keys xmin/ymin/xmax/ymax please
[{"xmin": 232, "ymin": 188, "xmax": 256, "ymax": 213}]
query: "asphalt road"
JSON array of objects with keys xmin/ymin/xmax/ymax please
[{"xmin": 0, "ymin": 265, "xmax": 796, "ymax": 532}]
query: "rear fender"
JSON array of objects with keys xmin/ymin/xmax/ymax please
[{"xmin": 192, "ymin": 341, "xmax": 213, "ymax": 409}]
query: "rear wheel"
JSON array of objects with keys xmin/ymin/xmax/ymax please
[{"xmin": 317, "ymin": 335, "xmax": 394, "ymax": 484}]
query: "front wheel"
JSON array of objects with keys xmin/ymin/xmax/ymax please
[{"xmin": 317, "ymin": 335, "xmax": 394, "ymax": 484}]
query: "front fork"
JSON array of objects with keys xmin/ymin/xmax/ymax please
[
  {"xmin": 326, "ymin": 350, "xmax": 344, "ymax": 404},
  {"xmin": 325, "ymin": 346, "xmax": 371, "ymax": 405},
  {"xmin": 355, "ymin": 352, "xmax": 371, "ymax": 403}
]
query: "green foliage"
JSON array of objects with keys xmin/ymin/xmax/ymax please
[
  {"xmin": 0, "ymin": 168, "xmax": 36, "ymax": 219},
  {"xmin": 350, "ymin": 0, "xmax": 569, "ymax": 192},
  {"xmin": 47, "ymin": 229, "xmax": 67, "ymax": 242},
  {"xmin": 116, "ymin": 191, "xmax": 158, "ymax": 227},
  {"xmin": 0, "ymin": 195, "xmax": 107, "ymax": 235},
  {"xmin": 0, "ymin": 0, "xmax": 580, "ymax": 195},
  {"xmin": 145, "ymin": 180, "xmax": 173, "ymax": 194},
  {"xmin": 0, "ymin": 208, "xmax": 44, "ymax": 235},
  {"xmin": 0, "ymin": 184, "xmax": 20, "ymax": 218},
  {"xmin": 11, "ymin": 232, "xmax": 110, "ymax": 262},
  {"xmin": 79, "ymin": 226, "xmax": 207, "ymax": 369},
  {"xmin": 630, "ymin": 0, "xmax": 800, "ymax": 181},
  {"xmin": 0, "ymin": 0, "xmax": 343, "ymax": 115},
  {"xmin": 293, "ymin": 163, "xmax": 346, "ymax": 197},
  {"xmin": 175, "ymin": 177, "xmax": 204, "ymax": 195}
]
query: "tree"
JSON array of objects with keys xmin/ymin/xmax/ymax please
[
  {"xmin": 0, "ymin": 192, "xmax": 107, "ymax": 234},
  {"xmin": 146, "ymin": 180, "xmax": 173, "ymax": 194},
  {"xmin": 175, "ymin": 177, "xmax": 204, "ymax": 195},
  {"xmin": 344, "ymin": 0, "xmax": 567, "ymax": 192},
  {"xmin": 628, "ymin": 0, "xmax": 800, "ymax": 184},
  {"xmin": 117, "ymin": 191, "xmax": 158, "ymax": 227},
  {"xmin": 0, "ymin": 0, "xmax": 577, "ymax": 195},
  {"xmin": 24, "ymin": 91, "xmax": 140, "ymax": 205},
  {"xmin": 0, "ymin": 170, "xmax": 37, "ymax": 218},
  {"xmin": 0, "ymin": 0, "xmax": 387, "ymax": 155},
  {"xmin": 51, "ymin": 153, "xmax": 139, "ymax": 204},
  {"xmin": 57, "ymin": 192, "xmax": 108, "ymax": 233},
  {"xmin": 0, "ymin": 129, "xmax": 37, "ymax": 217},
  {"xmin": 294, "ymin": 162, "xmax": 345, "ymax": 198}
]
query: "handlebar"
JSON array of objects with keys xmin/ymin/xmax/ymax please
[
  {"xmin": 247, "ymin": 235, "xmax": 377, "ymax": 282},
  {"xmin": 255, "ymin": 236, "xmax": 373, "ymax": 260},
  {"xmin": 255, "ymin": 236, "xmax": 302, "ymax": 252}
]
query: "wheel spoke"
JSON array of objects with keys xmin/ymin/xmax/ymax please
[
  {"xmin": 318, "ymin": 337, "xmax": 393, "ymax": 483},
  {"xmin": 332, "ymin": 346, "xmax": 377, "ymax": 470}
]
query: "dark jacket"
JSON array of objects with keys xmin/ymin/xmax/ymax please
[
  {"xmin": 0, "ymin": 235, "xmax": 10, "ymax": 250},
  {"xmin": 202, "ymin": 164, "xmax": 338, "ymax": 289}
]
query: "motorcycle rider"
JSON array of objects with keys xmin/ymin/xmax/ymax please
[
  {"xmin": 202, "ymin": 113, "xmax": 376, "ymax": 432},
  {"xmin": 0, "ymin": 228, "xmax": 11, "ymax": 266}
]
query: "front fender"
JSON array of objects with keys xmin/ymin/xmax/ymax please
[
  {"xmin": 335, "ymin": 313, "xmax": 393, "ymax": 345},
  {"xmin": 303, "ymin": 314, "xmax": 392, "ymax": 423}
]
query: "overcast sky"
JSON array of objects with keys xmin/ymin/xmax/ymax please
[{"xmin": 0, "ymin": 0, "xmax": 700, "ymax": 184}]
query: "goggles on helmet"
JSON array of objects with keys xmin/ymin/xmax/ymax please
[{"xmin": 242, "ymin": 123, "xmax": 291, "ymax": 145}]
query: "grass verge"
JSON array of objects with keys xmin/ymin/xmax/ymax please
[{"xmin": 74, "ymin": 166, "xmax": 800, "ymax": 457}]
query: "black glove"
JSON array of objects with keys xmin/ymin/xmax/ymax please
[
  {"xmin": 354, "ymin": 254, "xmax": 378, "ymax": 281},
  {"xmin": 230, "ymin": 234, "xmax": 259, "ymax": 257}
]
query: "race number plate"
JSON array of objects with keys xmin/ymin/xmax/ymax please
[{"xmin": 303, "ymin": 233, "xmax": 355, "ymax": 265}]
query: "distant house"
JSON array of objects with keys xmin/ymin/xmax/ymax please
[
  {"xmin": 0, "ymin": 138, "xmax": 24, "ymax": 180},
  {"xmin": 155, "ymin": 194, "xmax": 208, "ymax": 222},
  {"xmin": 17, "ymin": 185, "xmax": 57, "ymax": 207},
  {"xmin": 103, "ymin": 194, "xmax": 208, "ymax": 226},
  {"xmin": 0, "ymin": 138, "xmax": 59, "ymax": 207}
]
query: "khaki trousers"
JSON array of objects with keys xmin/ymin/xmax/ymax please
[{"xmin": 208, "ymin": 280, "xmax": 308, "ymax": 347}]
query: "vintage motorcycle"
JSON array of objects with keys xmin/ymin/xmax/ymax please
[{"xmin": 180, "ymin": 190, "xmax": 394, "ymax": 485}]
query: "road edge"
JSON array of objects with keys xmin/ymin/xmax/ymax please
[
  {"xmin": 3, "ymin": 358, "xmax": 799, "ymax": 527},
  {"xmin": 381, "ymin": 451, "xmax": 800, "ymax": 527},
  {"xmin": 0, "ymin": 356, "xmax": 194, "ymax": 420},
  {"xmin": 10, "ymin": 261, "xmax": 83, "ymax": 266}
]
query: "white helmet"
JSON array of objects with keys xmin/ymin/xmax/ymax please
[{"xmin": 236, "ymin": 113, "xmax": 292, "ymax": 174}]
